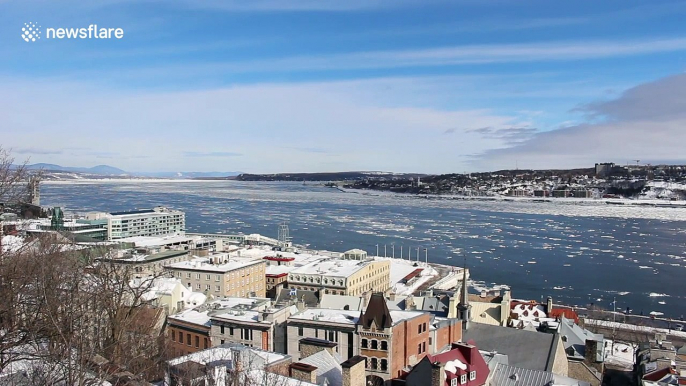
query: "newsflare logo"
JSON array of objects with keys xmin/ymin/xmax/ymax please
[
  {"xmin": 21, "ymin": 22, "xmax": 41, "ymax": 42},
  {"xmin": 21, "ymin": 22, "xmax": 124, "ymax": 42}
]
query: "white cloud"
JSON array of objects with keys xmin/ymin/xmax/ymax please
[
  {"xmin": 0, "ymin": 77, "xmax": 530, "ymax": 173},
  {"xmin": 472, "ymin": 73, "xmax": 686, "ymax": 170}
]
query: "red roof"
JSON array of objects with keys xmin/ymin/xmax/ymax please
[
  {"xmin": 266, "ymin": 273, "xmax": 288, "ymax": 278},
  {"xmin": 429, "ymin": 342, "xmax": 490, "ymax": 386},
  {"xmin": 402, "ymin": 268, "xmax": 424, "ymax": 282},
  {"xmin": 263, "ymin": 256, "xmax": 295, "ymax": 262},
  {"xmin": 549, "ymin": 308, "xmax": 579, "ymax": 324},
  {"xmin": 643, "ymin": 367, "xmax": 676, "ymax": 382}
]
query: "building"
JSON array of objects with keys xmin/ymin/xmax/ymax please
[
  {"xmin": 461, "ymin": 322, "xmax": 569, "ymax": 376},
  {"xmin": 595, "ymin": 163, "xmax": 615, "ymax": 177},
  {"xmin": 210, "ymin": 301, "xmax": 296, "ymax": 353},
  {"xmin": 164, "ymin": 343, "xmax": 304, "ymax": 386},
  {"xmin": 108, "ymin": 249, "xmax": 191, "ymax": 277},
  {"xmin": 84, "ymin": 206, "xmax": 185, "ymax": 240},
  {"xmin": 343, "ymin": 249, "xmax": 368, "ymax": 260},
  {"xmin": 167, "ymin": 255, "xmax": 266, "ymax": 297},
  {"xmin": 287, "ymin": 308, "xmax": 361, "ymax": 361},
  {"xmin": 138, "ymin": 277, "xmax": 206, "ymax": 315},
  {"xmin": 266, "ymin": 265, "xmax": 294, "ymax": 298},
  {"xmin": 287, "ymin": 258, "xmax": 390, "ymax": 296},
  {"xmin": 400, "ymin": 342, "xmax": 490, "ymax": 386}
]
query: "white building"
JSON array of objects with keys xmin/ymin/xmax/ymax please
[{"xmin": 86, "ymin": 206, "xmax": 185, "ymax": 240}]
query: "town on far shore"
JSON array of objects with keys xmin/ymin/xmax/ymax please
[{"xmin": 2, "ymin": 181, "xmax": 685, "ymax": 386}]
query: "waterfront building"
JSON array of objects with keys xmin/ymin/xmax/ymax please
[
  {"xmin": 167, "ymin": 254, "xmax": 266, "ymax": 298},
  {"xmin": 84, "ymin": 206, "xmax": 185, "ymax": 240},
  {"xmin": 287, "ymin": 258, "xmax": 390, "ymax": 296},
  {"xmin": 108, "ymin": 249, "xmax": 191, "ymax": 277}
]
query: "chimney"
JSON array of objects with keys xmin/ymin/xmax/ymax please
[
  {"xmin": 431, "ymin": 361, "xmax": 447, "ymax": 386},
  {"xmin": 289, "ymin": 363, "xmax": 317, "ymax": 384},
  {"xmin": 299, "ymin": 338, "xmax": 337, "ymax": 358},
  {"xmin": 341, "ymin": 356, "xmax": 366, "ymax": 386},
  {"xmin": 546, "ymin": 296, "xmax": 553, "ymax": 313},
  {"xmin": 584, "ymin": 339, "xmax": 598, "ymax": 363}
]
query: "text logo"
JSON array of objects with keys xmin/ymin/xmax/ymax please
[{"xmin": 22, "ymin": 22, "xmax": 41, "ymax": 42}]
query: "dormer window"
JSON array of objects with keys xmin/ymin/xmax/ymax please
[
  {"xmin": 450, "ymin": 379, "xmax": 457, "ymax": 386},
  {"xmin": 460, "ymin": 374, "xmax": 467, "ymax": 384},
  {"xmin": 469, "ymin": 371, "xmax": 476, "ymax": 381}
]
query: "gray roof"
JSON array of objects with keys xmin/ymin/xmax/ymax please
[
  {"xmin": 276, "ymin": 288, "xmax": 319, "ymax": 307},
  {"xmin": 462, "ymin": 323, "xmax": 559, "ymax": 372},
  {"xmin": 489, "ymin": 363, "xmax": 590, "ymax": 386},
  {"xmin": 299, "ymin": 349, "xmax": 342, "ymax": 386},
  {"xmin": 319, "ymin": 294, "xmax": 363, "ymax": 311},
  {"xmin": 558, "ymin": 316, "xmax": 603, "ymax": 360}
]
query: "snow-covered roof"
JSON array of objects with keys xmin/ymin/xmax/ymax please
[
  {"xmin": 299, "ymin": 349, "xmax": 342, "ymax": 386},
  {"xmin": 289, "ymin": 308, "xmax": 361, "ymax": 325},
  {"xmin": 168, "ymin": 256, "xmax": 263, "ymax": 273},
  {"xmin": 289, "ymin": 258, "xmax": 378, "ymax": 279}
]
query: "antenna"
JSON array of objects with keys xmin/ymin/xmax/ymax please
[{"xmin": 278, "ymin": 222, "xmax": 291, "ymax": 247}]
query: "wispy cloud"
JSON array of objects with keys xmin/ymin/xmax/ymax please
[
  {"xmin": 470, "ymin": 73, "xmax": 686, "ymax": 170},
  {"xmin": 14, "ymin": 147, "xmax": 63, "ymax": 155},
  {"xmin": 183, "ymin": 151, "xmax": 243, "ymax": 157}
]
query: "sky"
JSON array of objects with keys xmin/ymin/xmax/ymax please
[{"xmin": 1, "ymin": 0, "xmax": 686, "ymax": 174}]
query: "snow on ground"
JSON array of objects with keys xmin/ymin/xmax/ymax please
[
  {"xmin": 587, "ymin": 319, "xmax": 686, "ymax": 338},
  {"xmin": 1, "ymin": 235, "xmax": 26, "ymax": 253},
  {"xmin": 603, "ymin": 340, "xmax": 636, "ymax": 370},
  {"xmin": 374, "ymin": 256, "xmax": 438, "ymax": 296}
]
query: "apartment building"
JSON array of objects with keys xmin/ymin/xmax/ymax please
[
  {"xmin": 167, "ymin": 255, "xmax": 266, "ymax": 298},
  {"xmin": 85, "ymin": 206, "xmax": 185, "ymax": 240},
  {"xmin": 108, "ymin": 249, "xmax": 191, "ymax": 277},
  {"xmin": 287, "ymin": 258, "xmax": 390, "ymax": 296},
  {"xmin": 167, "ymin": 298, "xmax": 269, "ymax": 357},
  {"xmin": 286, "ymin": 293, "xmax": 462, "ymax": 385},
  {"xmin": 210, "ymin": 302, "xmax": 295, "ymax": 353}
]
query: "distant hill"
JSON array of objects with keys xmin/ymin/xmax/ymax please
[
  {"xmin": 27, "ymin": 163, "xmax": 129, "ymax": 175},
  {"xmin": 23, "ymin": 164, "xmax": 240, "ymax": 179},
  {"xmin": 236, "ymin": 171, "xmax": 426, "ymax": 182}
]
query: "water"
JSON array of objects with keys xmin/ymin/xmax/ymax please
[{"xmin": 41, "ymin": 180, "xmax": 686, "ymax": 319}]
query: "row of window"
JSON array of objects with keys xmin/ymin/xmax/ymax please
[
  {"xmin": 417, "ymin": 322, "xmax": 428, "ymax": 334},
  {"xmin": 449, "ymin": 371, "xmax": 476, "ymax": 385},
  {"xmin": 417, "ymin": 341, "xmax": 426, "ymax": 355},
  {"xmin": 361, "ymin": 338, "xmax": 388, "ymax": 351},
  {"xmin": 297, "ymin": 327, "xmax": 338, "ymax": 343},
  {"xmin": 363, "ymin": 357, "xmax": 388, "ymax": 372},
  {"xmin": 169, "ymin": 330, "xmax": 209, "ymax": 349},
  {"xmin": 219, "ymin": 326, "xmax": 254, "ymax": 340}
]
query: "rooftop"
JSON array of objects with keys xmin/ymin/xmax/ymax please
[
  {"xmin": 290, "ymin": 258, "xmax": 379, "ymax": 278},
  {"xmin": 168, "ymin": 255, "xmax": 263, "ymax": 273},
  {"xmin": 289, "ymin": 308, "xmax": 360, "ymax": 325}
]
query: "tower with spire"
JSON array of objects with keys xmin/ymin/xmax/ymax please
[{"xmin": 457, "ymin": 258, "xmax": 471, "ymax": 331}]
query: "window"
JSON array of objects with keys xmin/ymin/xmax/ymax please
[
  {"xmin": 221, "ymin": 339, "xmax": 225, "ymax": 345},
  {"xmin": 216, "ymin": 285, "xmax": 221, "ymax": 292},
  {"xmin": 206, "ymin": 274, "xmax": 211, "ymax": 280},
  {"xmin": 230, "ymin": 327, "xmax": 234, "ymax": 336},
  {"xmin": 220, "ymin": 326, "xmax": 225, "ymax": 334},
  {"xmin": 186, "ymin": 273, "xmax": 191, "ymax": 278},
  {"xmin": 418, "ymin": 325, "xmax": 421, "ymax": 334},
  {"xmin": 171, "ymin": 330, "xmax": 176, "ymax": 342},
  {"xmin": 460, "ymin": 374, "xmax": 467, "ymax": 384},
  {"xmin": 450, "ymin": 379, "xmax": 457, "ymax": 386},
  {"xmin": 422, "ymin": 342, "xmax": 426, "ymax": 353},
  {"xmin": 205, "ymin": 284, "xmax": 210, "ymax": 291},
  {"xmin": 380, "ymin": 341, "xmax": 388, "ymax": 350},
  {"xmin": 195, "ymin": 336, "xmax": 199, "ymax": 348},
  {"xmin": 327, "ymin": 331, "xmax": 337, "ymax": 342},
  {"xmin": 371, "ymin": 358, "xmax": 378, "ymax": 370},
  {"xmin": 417, "ymin": 343, "xmax": 421, "ymax": 355},
  {"xmin": 362, "ymin": 339, "xmax": 368, "ymax": 348},
  {"xmin": 371, "ymin": 340, "xmax": 378, "ymax": 350},
  {"xmin": 298, "ymin": 327, "xmax": 303, "ymax": 336},
  {"xmin": 186, "ymin": 333, "xmax": 191, "ymax": 345},
  {"xmin": 195, "ymin": 274, "xmax": 200, "ymax": 279},
  {"xmin": 380, "ymin": 359, "xmax": 388, "ymax": 372},
  {"xmin": 469, "ymin": 371, "xmax": 476, "ymax": 381}
]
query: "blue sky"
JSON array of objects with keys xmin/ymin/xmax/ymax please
[{"xmin": 2, "ymin": 0, "xmax": 686, "ymax": 173}]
